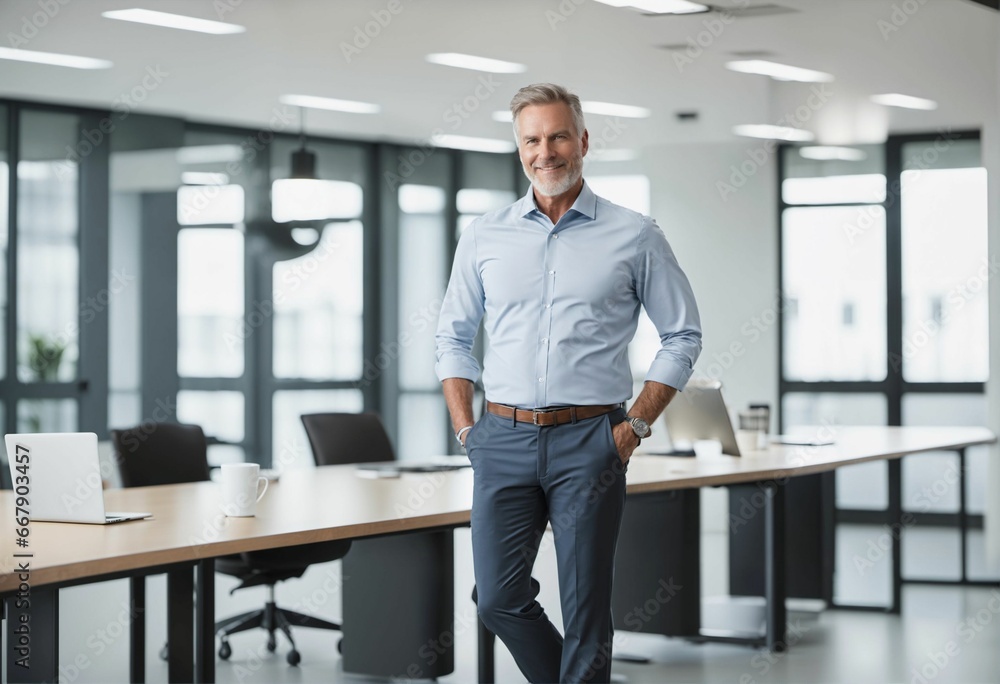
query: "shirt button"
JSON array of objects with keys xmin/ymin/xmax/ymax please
[
  {"xmin": 538, "ymin": 377, "xmax": 544, "ymax": 382},
  {"xmin": 541, "ymin": 337, "xmax": 548, "ymax": 343},
  {"xmin": 552, "ymin": 234, "xmax": 559, "ymax": 239},
  {"xmin": 548, "ymin": 270, "xmax": 555, "ymax": 275},
  {"xmin": 545, "ymin": 304, "xmax": 551, "ymax": 308}
]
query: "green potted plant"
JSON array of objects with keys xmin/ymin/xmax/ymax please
[{"xmin": 27, "ymin": 334, "xmax": 67, "ymax": 382}]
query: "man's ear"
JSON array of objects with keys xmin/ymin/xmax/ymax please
[{"xmin": 581, "ymin": 128, "xmax": 590, "ymax": 157}]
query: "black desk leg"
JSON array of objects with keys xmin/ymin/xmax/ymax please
[
  {"xmin": 167, "ymin": 566, "xmax": 195, "ymax": 684},
  {"xmin": 764, "ymin": 480, "xmax": 787, "ymax": 653},
  {"xmin": 130, "ymin": 576, "xmax": 146, "ymax": 683},
  {"xmin": 958, "ymin": 449, "xmax": 968, "ymax": 582},
  {"xmin": 6, "ymin": 587, "xmax": 58, "ymax": 683},
  {"xmin": 888, "ymin": 459, "xmax": 903, "ymax": 615},
  {"xmin": 196, "ymin": 559, "xmax": 215, "ymax": 683},
  {"xmin": 477, "ymin": 616, "xmax": 495, "ymax": 683}
]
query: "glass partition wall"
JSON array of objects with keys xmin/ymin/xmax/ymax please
[
  {"xmin": 377, "ymin": 148, "xmax": 523, "ymax": 459},
  {"xmin": 16, "ymin": 109, "xmax": 82, "ymax": 434},
  {"xmin": 0, "ymin": 104, "xmax": 111, "ymax": 459},
  {"xmin": 267, "ymin": 136, "xmax": 368, "ymax": 470},
  {"xmin": 778, "ymin": 131, "xmax": 994, "ymax": 603},
  {"xmin": 1, "ymin": 98, "xmax": 523, "ymax": 474},
  {"xmin": 2, "ymin": 101, "xmax": 689, "ymax": 473}
]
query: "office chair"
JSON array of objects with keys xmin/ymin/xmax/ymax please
[
  {"xmin": 112, "ymin": 422, "xmax": 351, "ymax": 666},
  {"xmin": 300, "ymin": 412, "xmax": 396, "ymax": 466},
  {"xmin": 301, "ymin": 411, "xmax": 468, "ymax": 679}
]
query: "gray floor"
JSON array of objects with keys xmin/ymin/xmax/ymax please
[{"xmin": 36, "ymin": 526, "xmax": 1000, "ymax": 683}]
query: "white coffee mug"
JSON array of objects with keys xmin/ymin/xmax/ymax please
[
  {"xmin": 736, "ymin": 429, "xmax": 762, "ymax": 455},
  {"xmin": 220, "ymin": 463, "xmax": 268, "ymax": 517}
]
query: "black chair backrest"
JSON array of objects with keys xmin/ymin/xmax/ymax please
[
  {"xmin": 111, "ymin": 422, "xmax": 211, "ymax": 487},
  {"xmin": 300, "ymin": 412, "xmax": 395, "ymax": 466}
]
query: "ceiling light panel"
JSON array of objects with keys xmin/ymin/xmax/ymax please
[
  {"xmin": 871, "ymin": 93, "xmax": 938, "ymax": 110},
  {"xmin": 593, "ymin": 0, "xmax": 708, "ymax": 14},
  {"xmin": 279, "ymin": 94, "xmax": 381, "ymax": 114},
  {"xmin": 102, "ymin": 9, "xmax": 245, "ymax": 34},
  {"xmin": 432, "ymin": 135, "xmax": 517, "ymax": 153},
  {"xmin": 425, "ymin": 53, "xmax": 526, "ymax": 73},
  {"xmin": 726, "ymin": 60, "xmax": 834, "ymax": 83},
  {"xmin": 581, "ymin": 101, "xmax": 652, "ymax": 118},
  {"xmin": 0, "ymin": 46, "xmax": 112, "ymax": 69},
  {"xmin": 799, "ymin": 146, "xmax": 867, "ymax": 161},
  {"xmin": 733, "ymin": 124, "xmax": 815, "ymax": 142}
]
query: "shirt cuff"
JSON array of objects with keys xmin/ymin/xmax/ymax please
[
  {"xmin": 645, "ymin": 357, "xmax": 695, "ymax": 391},
  {"xmin": 435, "ymin": 355, "xmax": 481, "ymax": 384}
]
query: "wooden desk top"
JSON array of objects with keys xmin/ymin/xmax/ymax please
[{"xmin": 0, "ymin": 426, "xmax": 993, "ymax": 591}]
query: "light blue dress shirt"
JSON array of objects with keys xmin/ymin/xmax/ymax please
[{"xmin": 435, "ymin": 181, "xmax": 702, "ymax": 408}]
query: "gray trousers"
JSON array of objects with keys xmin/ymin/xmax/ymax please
[{"xmin": 466, "ymin": 407, "xmax": 628, "ymax": 683}]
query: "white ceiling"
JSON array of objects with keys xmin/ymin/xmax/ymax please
[{"xmin": 0, "ymin": 0, "xmax": 997, "ymax": 152}]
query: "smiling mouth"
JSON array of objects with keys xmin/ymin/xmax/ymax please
[{"xmin": 535, "ymin": 165, "xmax": 564, "ymax": 172}]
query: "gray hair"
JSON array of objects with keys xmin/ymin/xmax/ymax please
[{"xmin": 510, "ymin": 83, "xmax": 586, "ymax": 142}]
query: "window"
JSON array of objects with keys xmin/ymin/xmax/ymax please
[
  {"xmin": 900, "ymin": 155, "xmax": 988, "ymax": 382},
  {"xmin": 781, "ymin": 173, "xmax": 886, "ymax": 205},
  {"xmin": 273, "ymin": 221, "xmax": 363, "ymax": 380},
  {"xmin": 4, "ymin": 108, "xmax": 92, "ymax": 442},
  {"xmin": 780, "ymin": 134, "xmax": 988, "ymax": 398},
  {"xmin": 178, "ymin": 228, "xmax": 245, "ymax": 378},
  {"xmin": 177, "ymin": 390, "xmax": 245, "ymax": 465},
  {"xmin": 0, "ymin": 106, "xmax": 523, "ymax": 480},
  {"xmin": 268, "ymin": 137, "xmax": 369, "ymax": 469},
  {"xmin": 782, "ymin": 205, "xmax": 886, "ymax": 381},
  {"xmin": 177, "ymin": 184, "xmax": 245, "ymax": 226},
  {"xmin": 778, "ymin": 132, "xmax": 994, "ymax": 597},
  {"xmin": 398, "ymin": 183, "xmax": 449, "ymax": 459},
  {"xmin": 18, "ymin": 112, "xmax": 80, "ymax": 384},
  {"xmin": 272, "ymin": 179, "xmax": 363, "ymax": 223},
  {"xmin": 391, "ymin": 150, "xmax": 520, "ymax": 457}
]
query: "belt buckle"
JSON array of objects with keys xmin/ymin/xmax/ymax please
[{"xmin": 532, "ymin": 410, "xmax": 542, "ymax": 425}]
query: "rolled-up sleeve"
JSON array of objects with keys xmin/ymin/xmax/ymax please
[
  {"xmin": 636, "ymin": 217, "xmax": 703, "ymax": 391},
  {"xmin": 435, "ymin": 223, "xmax": 485, "ymax": 383}
]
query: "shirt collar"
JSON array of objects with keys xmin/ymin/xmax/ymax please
[{"xmin": 518, "ymin": 180, "xmax": 597, "ymax": 221}]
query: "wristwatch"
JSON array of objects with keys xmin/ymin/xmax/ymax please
[
  {"xmin": 456, "ymin": 425, "xmax": 473, "ymax": 448},
  {"xmin": 626, "ymin": 416, "xmax": 652, "ymax": 441}
]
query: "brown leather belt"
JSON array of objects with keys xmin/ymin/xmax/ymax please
[{"xmin": 486, "ymin": 401, "xmax": 620, "ymax": 426}]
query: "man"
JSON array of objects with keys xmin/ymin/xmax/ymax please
[{"xmin": 435, "ymin": 83, "xmax": 702, "ymax": 683}]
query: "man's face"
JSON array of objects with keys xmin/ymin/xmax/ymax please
[{"xmin": 516, "ymin": 102, "xmax": 589, "ymax": 198}]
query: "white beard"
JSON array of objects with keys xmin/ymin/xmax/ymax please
[{"xmin": 525, "ymin": 163, "xmax": 582, "ymax": 197}]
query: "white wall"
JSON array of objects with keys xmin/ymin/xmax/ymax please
[{"xmin": 643, "ymin": 139, "xmax": 780, "ymax": 538}]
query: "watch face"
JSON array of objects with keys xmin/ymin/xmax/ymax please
[{"xmin": 631, "ymin": 417, "xmax": 650, "ymax": 437}]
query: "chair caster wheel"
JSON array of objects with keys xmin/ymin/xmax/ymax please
[
  {"xmin": 219, "ymin": 640, "xmax": 232, "ymax": 660},
  {"xmin": 337, "ymin": 637, "xmax": 343, "ymax": 654},
  {"xmin": 287, "ymin": 649, "xmax": 301, "ymax": 666},
  {"xmin": 159, "ymin": 644, "xmax": 169, "ymax": 661},
  {"xmin": 267, "ymin": 635, "xmax": 277, "ymax": 652}
]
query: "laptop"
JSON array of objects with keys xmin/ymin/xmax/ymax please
[
  {"xmin": 662, "ymin": 380, "xmax": 743, "ymax": 456},
  {"xmin": 5, "ymin": 432, "xmax": 151, "ymax": 524}
]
